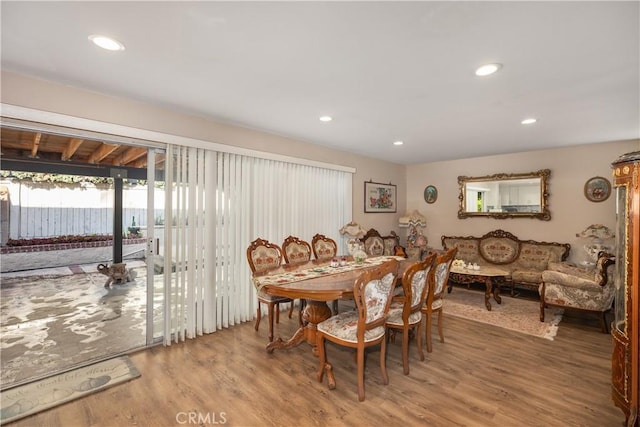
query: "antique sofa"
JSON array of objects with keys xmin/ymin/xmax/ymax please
[
  {"xmin": 540, "ymin": 252, "xmax": 615, "ymax": 333},
  {"xmin": 441, "ymin": 229, "xmax": 571, "ymax": 294}
]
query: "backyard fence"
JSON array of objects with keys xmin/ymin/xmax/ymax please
[{"xmin": 0, "ymin": 180, "xmax": 164, "ymax": 243}]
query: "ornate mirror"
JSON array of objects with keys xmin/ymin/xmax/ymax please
[{"xmin": 457, "ymin": 169, "xmax": 551, "ymax": 220}]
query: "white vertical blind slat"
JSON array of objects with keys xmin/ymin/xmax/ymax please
[{"xmin": 162, "ymin": 146, "xmax": 351, "ymax": 345}]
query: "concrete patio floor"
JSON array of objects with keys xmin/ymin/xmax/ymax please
[{"xmin": 0, "ymin": 260, "xmax": 157, "ymax": 388}]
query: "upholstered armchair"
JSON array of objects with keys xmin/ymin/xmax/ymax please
[{"xmin": 540, "ymin": 252, "xmax": 615, "ymax": 333}]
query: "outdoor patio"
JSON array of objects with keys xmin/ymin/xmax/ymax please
[{"xmin": 0, "ymin": 260, "xmax": 159, "ymax": 388}]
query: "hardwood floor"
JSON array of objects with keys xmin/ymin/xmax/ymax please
[{"xmin": 8, "ymin": 299, "xmax": 624, "ymax": 427}]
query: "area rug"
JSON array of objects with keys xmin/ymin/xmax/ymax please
[
  {"xmin": 0, "ymin": 356, "xmax": 140, "ymax": 424},
  {"xmin": 443, "ymin": 287, "xmax": 563, "ymax": 340}
]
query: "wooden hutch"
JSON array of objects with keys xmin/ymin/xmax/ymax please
[{"xmin": 611, "ymin": 151, "xmax": 640, "ymax": 426}]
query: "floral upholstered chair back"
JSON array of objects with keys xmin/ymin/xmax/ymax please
[
  {"xmin": 282, "ymin": 235, "xmax": 312, "ymax": 264},
  {"xmin": 427, "ymin": 247, "xmax": 458, "ymax": 310},
  {"xmin": 363, "ymin": 236, "xmax": 385, "ymax": 256},
  {"xmin": 246, "ymin": 238, "xmax": 283, "ymax": 274},
  {"xmin": 311, "ymin": 234, "xmax": 338, "ymax": 261},
  {"xmin": 407, "ymin": 253, "xmax": 437, "ymax": 315},
  {"xmin": 354, "ymin": 259, "xmax": 399, "ymax": 339}
]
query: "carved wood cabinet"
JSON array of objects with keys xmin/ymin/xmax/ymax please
[{"xmin": 611, "ymin": 151, "xmax": 640, "ymax": 426}]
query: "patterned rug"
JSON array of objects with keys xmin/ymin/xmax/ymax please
[
  {"xmin": 0, "ymin": 356, "xmax": 140, "ymax": 424},
  {"xmin": 443, "ymin": 287, "xmax": 563, "ymax": 340}
]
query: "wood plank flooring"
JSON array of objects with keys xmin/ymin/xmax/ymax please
[{"xmin": 8, "ymin": 298, "xmax": 625, "ymax": 427}]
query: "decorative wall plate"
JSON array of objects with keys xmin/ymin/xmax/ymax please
[{"xmin": 584, "ymin": 176, "xmax": 611, "ymax": 202}]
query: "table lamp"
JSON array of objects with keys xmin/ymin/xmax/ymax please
[
  {"xmin": 576, "ymin": 224, "xmax": 615, "ymax": 266},
  {"xmin": 339, "ymin": 221, "xmax": 366, "ymax": 256},
  {"xmin": 398, "ymin": 209, "xmax": 427, "ymax": 249}
]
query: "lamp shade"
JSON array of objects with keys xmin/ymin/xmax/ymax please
[
  {"xmin": 398, "ymin": 210, "xmax": 426, "ymax": 228},
  {"xmin": 339, "ymin": 221, "xmax": 367, "ymax": 238},
  {"xmin": 576, "ymin": 224, "xmax": 615, "ymax": 239}
]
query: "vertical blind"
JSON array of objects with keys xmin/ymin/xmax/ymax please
[{"xmin": 163, "ymin": 145, "xmax": 352, "ymax": 345}]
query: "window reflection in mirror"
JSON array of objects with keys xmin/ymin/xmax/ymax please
[{"xmin": 458, "ymin": 169, "xmax": 551, "ymax": 220}]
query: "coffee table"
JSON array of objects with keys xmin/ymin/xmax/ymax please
[{"xmin": 448, "ymin": 265, "xmax": 511, "ymax": 311}]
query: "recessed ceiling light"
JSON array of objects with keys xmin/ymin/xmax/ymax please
[
  {"xmin": 319, "ymin": 116, "xmax": 332, "ymax": 122},
  {"xmin": 393, "ymin": 141, "xmax": 404, "ymax": 146},
  {"xmin": 521, "ymin": 118, "xmax": 537, "ymax": 125},
  {"xmin": 88, "ymin": 35, "xmax": 125, "ymax": 51},
  {"xmin": 475, "ymin": 63, "xmax": 502, "ymax": 77}
]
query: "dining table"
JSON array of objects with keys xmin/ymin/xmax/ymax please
[{"xmin": 253, "ymin": 255, "xmax": 410, "ymax": 355}]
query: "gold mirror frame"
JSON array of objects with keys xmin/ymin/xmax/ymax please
[{"xmin": 457, "ymin": 169, "xmax": 551, "ymax": 220}]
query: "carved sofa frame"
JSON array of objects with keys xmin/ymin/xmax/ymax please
[
  {"xmin": 359, "ymin": 228, "xmax": 400, "ymax": 257},
  {"xmin": 441, "ymin": 229, "xmax": 571, "ymax": 295}
]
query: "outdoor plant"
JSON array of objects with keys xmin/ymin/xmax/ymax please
[{"xmin": 6, "ymin": 234, "xmax": 113, "ymax": 247}]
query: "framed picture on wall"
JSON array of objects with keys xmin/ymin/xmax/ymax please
[
  {"xmin": 424, "ymin": 185, "xmax": 438, "ymax": 204},
  {"xmin": 584, "ymin": 176, "xmax": 611, "ymax": 202},
  {"xmin": 364, "ymin": 181, "xmax": 396, "ymax": 213}
]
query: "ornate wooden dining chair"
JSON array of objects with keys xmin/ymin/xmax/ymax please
[
  {"xmin": 282, "ymin": 235, "xmax": 312, "ymax": 264},
  {"xmin": 282, "ymin": 235, "xmax": 312, "ymax": 322},
  {"xmin": 247, "ymin": 238, "xmax": 293, "ymax": 342},
  {"xmin": 421, "ymin": 247, "xmax": 458, "ymax": 353},
  {"xmin": 385, "ymin": 252, "xmax": 437, "ymax": 375},
  {"xmin": 311, "ymin": 234, "xmax": 341, "ymax": 313},
  {"xmin": 316, "ymin": 259, "xmax": 399, "ymax": 401},
  {"xmin": 311, "ymin": 233, "xmax": 338, "ymax": 261}
]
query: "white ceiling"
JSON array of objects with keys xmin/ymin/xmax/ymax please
[{"xmin": 2, "ymin": 1, "xmax": 638, "ymax": 165}]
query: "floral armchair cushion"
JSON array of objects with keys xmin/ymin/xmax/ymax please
[
  {"xmin": 250, "ymin": 246, "xmax": 281, "ymax": 273},
  {"xmin": 312, "ymin": 236, "xmax": 337, "ymax": 261},
  {"xmin": 283, "ymin": 242, "xmax": 311, "ymax": 264},
  {"xmin": 441, "ymin": 238, "xmax": 481, "ymax": 264},
  {"xmin": 479, "ymin": 237, "xmax": 519, "ymax": 264},
  {"xmin": 363, "ymin": 236, "xmax": 385, "ymax": 256}
]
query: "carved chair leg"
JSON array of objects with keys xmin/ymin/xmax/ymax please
[
  {"xmin": 332, "ymin": 300, "xmax": 339, "ymax": 314},
  {"xmin": 288, "ymin": 301, "xmax": 294, "ymax": 319},
  {"xmin": 275, "ymin": 303, "xmax": 280, "ymax": 324},
  {"xmin": 425, "ymin": 312, "xmax": 433, "ymax": 353},
  {"xmin": 437, "ymin": 309, "xmax": 445, "ymax": 344},
  {"xmin": 267, "ymin": 302, "xmax": 276, "ymax": 342},
  {"xmin": 357, "ymin": 346, "xmax": 366, "ymax": 402},
  {"xmin": 416, "ymin": 323, "xmax": 425, "ymax": 362},
  {"xmin": 255, "ymin": 300, "xmax": 262, "ymax": 332},
  {"xmin": 380, "ymin": 339, "xmax": 389, "ymax": 387},
  {"xmin": 402, "ymin": 327, "xmax": 410, "ymax": 375}
]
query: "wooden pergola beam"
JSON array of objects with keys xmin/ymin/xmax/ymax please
[
  {"xmin": 114, "ymin": 147, "xmax": 147, "ymax": 166},
  {"xmin": 61, "ymin": 138, "xmax": 84, "ymax": 161},
  {"xmin": 29, "ymin": 133, "xmax": 42, "ymax": 157},
  {"xmin": 87, "ymin": 142, "xmax": 119, "ymax": 164}
]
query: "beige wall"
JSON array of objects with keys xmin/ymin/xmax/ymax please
[
  {"xmin": 3, "ymin": 71, "xmax": 638, "ymax": 262},
  {"xmin": 1, "ymin": 71, "xmax": 405, "ymax": 237},
  {"xmin": 406, "ymin": 140, "xmax": 639, "ymax": 263}
]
